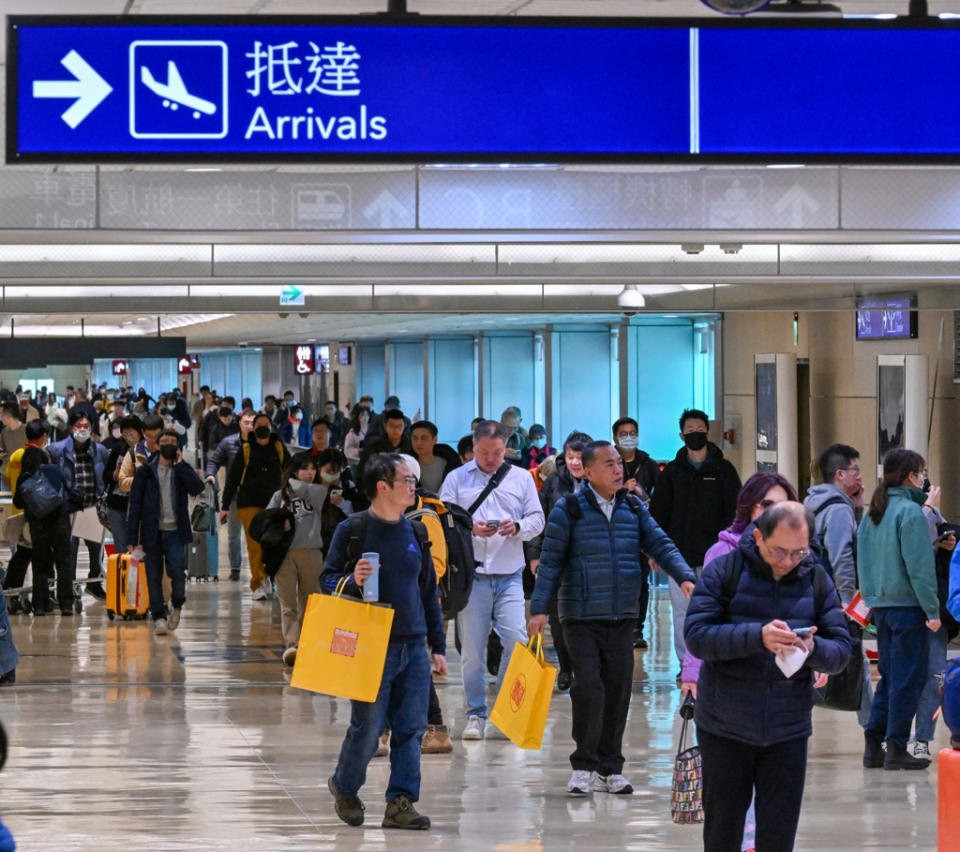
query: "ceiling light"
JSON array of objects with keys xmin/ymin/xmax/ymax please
[
  {"xmin": 681, "ymin": 243, "xmax": 705, "ymax": 255},
  {"xmin": 617, "ymin": 285, "xmax": 646, "ymax": 309},
  {"xmin": 720, "ymin": 243, "xmax": 743, "ymax": 255}
]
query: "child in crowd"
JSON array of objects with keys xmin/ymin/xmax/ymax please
[{"xmin": 266, "ymin": 453, "xmax": 328, "ymax": 666}]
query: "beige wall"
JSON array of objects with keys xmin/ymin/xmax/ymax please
[{"xmin": 723, "ymin": 308, "xmax": 960, "ymax": 518}]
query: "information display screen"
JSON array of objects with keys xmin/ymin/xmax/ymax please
[{"xmin": 856, "ymin": 295, "xmax": 918, "ymax": 340}]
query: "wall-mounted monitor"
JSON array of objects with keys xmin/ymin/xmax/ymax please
[{"xmin": 855, "ymin": 293, "xmax": 918, "ymax": 341}]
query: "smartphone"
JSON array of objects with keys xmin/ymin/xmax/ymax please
[
  {"xmin": 485, "ymin": 520, "xmax": 500, "ymax": 529},
  {"xmin": 793, "ymin": 626, "xmax": 814, "ymax": 637}
]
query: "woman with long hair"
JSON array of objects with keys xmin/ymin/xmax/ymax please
[
  {"xmin": 858, "ymin": 448, "xmax": 942, "ymax": 770},
  {"xmin": 342, "ymin": 405, "xmax": 370, "ymax": 466}
]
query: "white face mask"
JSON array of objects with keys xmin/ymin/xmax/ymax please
[
  {"xmin": 617, "ymin": 435, "xmax": 639, "ymax": 451},
  {"xmin": 73, "ymin": 429, "xmax": 91, "ymax": 443},
  {"xmin": 320, "ymin": 471, "xmax": 340, "ymax": 484}
]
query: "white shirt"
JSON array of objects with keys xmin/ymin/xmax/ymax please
[
  {"xmin": 440, "ymin": 460, "xmax": 545, "ymax": 576},
  {"xmin": 589, "ymin": 484, "xmax": 616, "ymax": 522}
]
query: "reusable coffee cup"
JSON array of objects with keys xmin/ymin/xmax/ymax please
[{"xmin": 361, "ymin": 552, "xmax": 380, "ymax": 601}]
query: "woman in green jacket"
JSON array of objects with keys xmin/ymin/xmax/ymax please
[{"xmin": 857, "ymin": 449, "xmax": 942, "ymax": 771}]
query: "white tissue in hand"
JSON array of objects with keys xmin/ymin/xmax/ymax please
[{"xmin": 775, "ymin": 644, "xmax": 810, "ymax": 679}]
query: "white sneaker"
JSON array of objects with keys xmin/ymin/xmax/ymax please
[
  {"xmin": 282, "ymin": 646, "xmax": 298, "ymax": 667},
  {"xmin": 462, "ymin": 716, "xmax": 485, "ymax": 740},
  {"xmin": 167, "ymin": 608, "xmax": 181, "ymax": 631},
  {"xmin": 567, "ymin": 770, "xmax": 596, "ymax": 797},
  {"xmin": 913, "ymin": 740, "xmax": 931, "ymax": 758},
  {"xmin": 592, "ymin": 773, "xmax": 634, "ymax": 795},
  {"xmin": 154, "ymin": 618, "xmax": 169, "ymax": 636},
  {"xmin": 251, "ymin": 582, "xmax": 270, "ymax": 601}
]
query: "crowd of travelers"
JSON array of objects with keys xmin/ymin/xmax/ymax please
[{"xmin": 1, "ymin": 381, "xmax": 958, "ymax": 848}]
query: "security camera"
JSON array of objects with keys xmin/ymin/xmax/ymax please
[
  {"xmin": 278, "ymin": 313, "xmax": 289, "ymax": 319},
  {"xmin": 720, "ymin": 243, "xmax": 743, "ymax": 255},
  {"xmin": 681, "ymin": 243, "xmax": 705, "ymax": 255},
  {"xmin": 617, "ymin": 284, "xmax": 646, "ymax": 309},
  {"xmin": 238, "ymin": 342, "xmax": 248, "ymax": 348},
  {"xmin": 621, "ymin": 310, "xmax": 639, "ymax": 318}
]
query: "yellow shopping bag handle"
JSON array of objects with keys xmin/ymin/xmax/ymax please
[
  {"xmin": 334, "ymin": 576, "xmax": 351, "ymax": 598},
  {"xmin": 527, "ymin": 633, "xmax": 544, "ymax": 661}
]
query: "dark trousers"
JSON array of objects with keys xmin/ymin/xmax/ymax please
[
  {"xmin": 144, "ymin": 530, "xmax": 188, "ymax": 621},
  {"xmin": 30, "ymin": 513, "xmax": 74, "ymax": 610},
  {"xmin": 564, "ymin": 618, "xmax": 635, "ymax": 775},
  {"xmin": 699, "ymin": 726, "xmax": 807, "ymax": 852},
  {"xmin": 547, "ymin": 596, "xmax": 571, "ymax": 674},
  {"xmin": 867, "ymin": 606, "xmax": 930, "ymax": 749},
  {"xmin": 1, "ymin": 546, "xmax": 32, "ymax": 589},
  {"xmin": 636, "ymin": 570, "xmax": 650, "ymax": 637},
  {"xmin": 427, "ymin": 675, "xmax": 443, "ymax": 726},
  {"xmin": 70, "ymin": 535, "xmax": 103, "ymax": 580}
]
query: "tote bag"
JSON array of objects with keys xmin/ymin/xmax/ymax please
[
  {"xmin": 490, "ymin": 634, "xmax": 557, "ymax": 750},
  {"xmin": 290, "ymin": 579, "xmax": 394, "ymax": 703},
  {"xmin": 671, "ymin": 698, "xmax": 704, "ymax": 825}
]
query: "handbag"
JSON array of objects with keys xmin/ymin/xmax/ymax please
[
  {"xmin": 671, "ymin": 693, "xmax": 704, "ymax": 825},
  {"xmin": 18, "ymin": 471, "xmax": 62, "ymax": 519},
  {"xmin": 489, "ymin": 634, "xmax": 557, "ymax": 750},
  {"xmin": 290, "ymin": 579, "xmax": 394, "ymax": 702},
  {"xmin": 813, "ymin": 631, "xmax": 864, "ymax": 712}
]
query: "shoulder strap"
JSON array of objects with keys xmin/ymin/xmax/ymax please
[
  {"xmin": 722, "ymin": 555, "xmax": 745, "ymax": 603},
  {"xmin": 467, "ymin": 462, "xmax": 512, "ymax": 515},
  {"xmin": 813, "ymin": 495, "xmax": 849, "ymax": 518},
  {"xmin": 811, "ymin": 562, "xmax": 829, "ymax": 610},
  {"xmin": 409, "ymin": 518, "xmax": 432, "ymax": 590},
  {"xmin": 239, "ymin": 441, "xmax": 251, "ymax": 486},
  {"xmin": 624, "ymin": 492, "xmax": 646, "ymax": 518}
]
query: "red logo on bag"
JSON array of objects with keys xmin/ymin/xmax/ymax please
[
  {"xmin": 331, "ymin": 628, "xmax": 359, "ymax": 658},
  {"xmin": 510, "ymin": 673, "xmax": 527, "ymax": 712}
]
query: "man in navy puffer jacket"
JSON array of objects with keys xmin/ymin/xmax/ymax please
[
  {"xmin": 530, "ymin": 441, "xmax": 695, "ymax": 798},
  {"xmin": 684, "ymin": 501, "xmax": 852, "ymax": 852}
]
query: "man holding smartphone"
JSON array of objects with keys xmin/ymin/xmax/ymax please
[{"xmin": 440, "ymin": 420, "xmax": 545, "ymax": 741}]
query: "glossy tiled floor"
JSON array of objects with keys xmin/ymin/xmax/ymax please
[{"xmin": 0, "ymin": 540, "xmax": 953, "ymax": 851}]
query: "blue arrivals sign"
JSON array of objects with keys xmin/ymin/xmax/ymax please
[{"xmin": 8, "ymin": 15, "xmax": 960, "ymax": 163}]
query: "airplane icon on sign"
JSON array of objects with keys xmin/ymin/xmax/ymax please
[{"xmin": 140, "ymin": 61, "xmax": 216, "ymax": 118}]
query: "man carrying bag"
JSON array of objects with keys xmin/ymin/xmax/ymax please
[{"xmin": 320, "ymin": 454, "xmax": 447, "ymax": 831}]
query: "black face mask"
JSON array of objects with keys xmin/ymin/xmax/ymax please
[
  {"xmin": 683, "ymin": 432, "xmax": 708, "ymax": 452},
  {"xmin": 159, "ymin": 444, "xmax": 178, "ymax": 461},
  {"xmin": 254, "ymin": 426, "xmax": 271, "ymax": 440}
]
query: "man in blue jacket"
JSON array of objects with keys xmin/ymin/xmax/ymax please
[
  {"xmin": 684, "ymin": 501, "xmax": 853, "ymax": 852},
  {"xmin": 48, "ymin": 412, "xmax": 110, "ymax": 600},
  {"xmin": 126, "ymin": 429, "xmax": 205, "ymax": 636},
  {"xmin": 529, "ymin": 440, "xmax": 696, "ymax": 797}
]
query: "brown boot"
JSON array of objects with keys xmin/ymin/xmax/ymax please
[
  {"xmin": 421, "ymin": 724, "xmax": 453, "ymax": 754},
  {"xmin": 374, "ymin": 731, "xmax": 389, "ymax": 758},
  {"xmin": 382, "ymin": 795, "xmax": 430, "ymax": 830}
]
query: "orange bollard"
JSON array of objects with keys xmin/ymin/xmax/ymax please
[{"xmin": 939, "ymin": 747, "xmax": 960, "ymax": 852}]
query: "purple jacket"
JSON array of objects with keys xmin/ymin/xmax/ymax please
[{"xmin": 681, "ymin": 528, "xmax": 741, "ymax": 683}]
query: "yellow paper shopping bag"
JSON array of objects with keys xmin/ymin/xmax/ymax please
[
  {"xmin": 490, "ymin": 635, "xmax": 557, "ymax": 749},
  {"xmin": 290, "ymin": 579, "xmax": 394, "ymax": 702}
]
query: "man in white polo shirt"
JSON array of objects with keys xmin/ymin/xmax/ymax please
[{"xmin": 440, "ymin": 419, "xmax": 545, "ymax": 740}]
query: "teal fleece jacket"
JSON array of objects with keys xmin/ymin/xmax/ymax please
[{"xmin": 857, "ymin": 486, "xmax": 939, "ymax": 619}]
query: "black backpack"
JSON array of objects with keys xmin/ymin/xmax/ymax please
[
  {"xmin": 339, "ymin": 511, "xmax": 433, "ymax": 597},
  {"xmin": 408, "ymin": 495, "xmax": 477, "ymax": 619}
]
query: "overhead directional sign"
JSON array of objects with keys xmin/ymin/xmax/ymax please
[
  {"xmin": 10, "ymin": 16, "xmax": 960, "ymax": 163},
  {"xmin": 280, "ymin": 284, "xmax": 305, "ymax": 306}
]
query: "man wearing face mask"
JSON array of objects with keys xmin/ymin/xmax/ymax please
[
  {"xmin": 274, "ymin": 389, "xmax": 297, "ymax": 431},
  {"xmin": 207, "ymin": 408, "xmax": 256, "ymax": 581},
  {"xmin": 159, "ymin": 393, "xmax": 190, "ymax": 448},
  {"xmin": 48, "ymin": 413, "xmax": 111, "ymax": 601},
  {"xmin": 127, "ymin": 429, "xmax": 205, "ymax": 636},
  {"xmin": 102, "ymin": 416, "xmax": 144, "ymax": 556},
  {"xmin": 521, "ymin": 425, "xmax": 555, "ymax": 471},
  {"xmin": 221, "ymin": 414, "xmax": 291, "ymax": 600},
  {"xmin": 650, "ymin": 408, "xmax": 741, "ymax": 673}
]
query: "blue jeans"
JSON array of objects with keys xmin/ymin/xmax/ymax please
[
  {"xmin": 333, "ymin": 641, "xmax": 430, "ymax": 802},
  {"xmin": 106, "ymin": 507, "xmax": 128, "ymax": 555},
  {"xmin": 456, "ymin": 572, "xmax": 528, "ymax": 719},
  {"xmin": 227, "ymin": 501, "xmax": 242, "ymax": 570},
  {"xmin": 915, "ymin": 625, "xmax": 948, "ymax": 742},
  {"xmin": 867, "ymin": 606, "xmax": 930, "ymax": 749},
  {"xmin": 144, "ymin": 530, "xmax": 187, "ymax": 621}
]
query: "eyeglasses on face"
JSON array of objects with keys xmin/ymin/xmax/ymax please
[
  {"xmin": 838, "ymin": 466, "xmax": 861, "ymax": 475},
  {"xmin": 765, "ymin": 545, "xmax": 809, "ymax": 563},
  {"xmin": 391, "ymin": 476, "xmax": 417, "ymax": 487}
]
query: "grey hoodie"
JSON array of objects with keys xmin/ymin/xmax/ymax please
[
  {"xmin": 803, "ymin": 483, "xmax": 858, "ymax": 604},
  {"xmin": 266, "ymin": 479, "xmax": 327, "ymax": 551}
]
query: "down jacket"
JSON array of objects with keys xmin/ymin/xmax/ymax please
[
  {"xmin": 684, "ymin": 527, "xmax": 853, "ymax": 746},
  {"xmin": 532, "ymin": 487, "xmax": 695, "ymax": 622}
]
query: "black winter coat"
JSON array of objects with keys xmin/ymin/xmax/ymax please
[
  {"xmin": 684, "ymin": 528, "xmax": 853, "ymax": 746},
  {"xmin": 527, "ymin": 458, "xmax": 582, "ymax": 561},
  {"xmin": 649, "ymin": 442, "xmax": 741, "ymax": 567}
]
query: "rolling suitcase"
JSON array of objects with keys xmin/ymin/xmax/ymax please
[
  {"xmin": 105, "ymin": 552, "xmax": 149, "ymax": 621},
  {"xmin": 188, "ymin": 481, "xmax": 219, "ymax": 582}
]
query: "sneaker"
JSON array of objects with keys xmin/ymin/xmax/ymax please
[
  {"xmin": 282, "ymin": 646, "xmax": 298, "ymax": 667},
  {"xmin": 863, "ymin": 733, "xmax": 886, "ymax": 769},
  {"xmin": 382, "ymin": 795, "xmax": 430, "ymax": 830},
  {"xmin": 87, "ymin": 583, "xmax": 107, "ymax": 601},
  {"xmin": 0, "ymin": 668, "xmax": 15, "ymax": 686},
  {"xmin": 567, "ymin": 770, "xmax": 596, "ymax": 797},
  {"xmin": 229, "ymin": 569, "xmax": 240, "ymax": 582},
  {"xmin": 913, "ymin": 740, "xmax": 931, "ymax": 758},
  {"xmin": 556, "ymin": 671, "xmax": 572, "ymax": 692},
  {"xmin": 592, "ymin": 773, "xmax": 634, "ymax": 795},
  {"xmin": 462, "ymin": 715, "xmax": 485, "ymax": 740},
  {"xmin": 154, "ymin": 618, "xmax": 169, "ymax": 636},
  {"xmin": 633, "ymin": 634, "xmax": 648, "ymax": 649},
  {"xmin": 6, "ymin": 597, "xmax": 20, "ymax": 615},
  {"xmin": 251, "ymin": 582, "xmax": 270, "ymax": 601},
  {"xmin": 60, "ymin": 608, "xmax": 73, "ymax": 617},
  {"xmin": 167, "ymin": 608, "xmax": 181, "ymax": 631},
  {"xmin": 884, "ymin": 741, "xmax": 930, "ymax": 770},
  {"xmin": 328, "ymin": 776, "xmax": 365, "ymax": 827},
  {"xmin": 374, "ymin": 732, "xmax": 389, "ymax": 758},
  {"xmin": 422, "ymin": 724, "xmax": 453, "ymax": 754}
]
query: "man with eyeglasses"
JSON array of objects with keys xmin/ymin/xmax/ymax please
[
  {"xmin": 321, "ymin": 453, "xmax": 447, "ymax": 831},
  {"xmin": 803, "ymin": 443, "xmax": 874, "ymax": 730},
  {"xmin": 685, "ymin": 501, "xmax": 853, "ymax": 852}
]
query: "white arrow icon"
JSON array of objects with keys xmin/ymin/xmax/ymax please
[
  {"xmin": 363, "ymin": 190, "xmax": 408, "ymax": 228},
  {"xmin": 774, "ymin": 184, "xmax": 821, "ymax": 228},
  {"xmin": 33, "ymin": 50, "xmax": 113, "ymax": 129}
]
